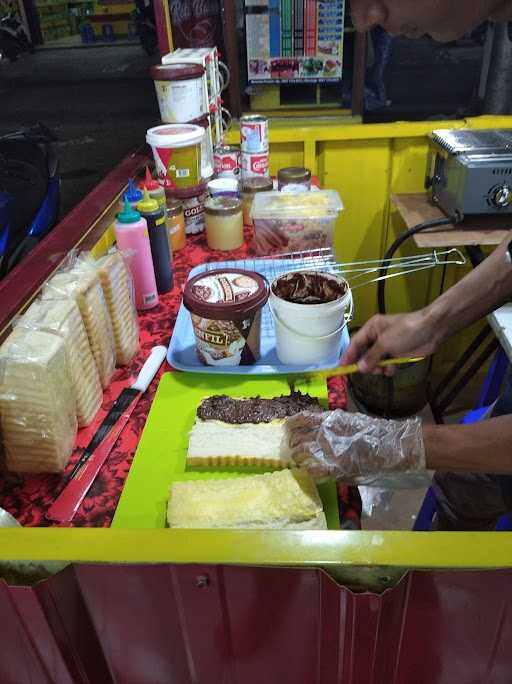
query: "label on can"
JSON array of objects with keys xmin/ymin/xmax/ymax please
[
  {"xmin": 154, "ymin": 79, "xmax": 207, "ymax": 124},
  {"xmin": 183, "ymin": 191, "xmax": 207, "ymax": 234},
  {"xmin": 214, "ymin": 145, "xmax": 241, "ymax": 178},
  {"xmin": 240, "ymin": 116, "xmax": 269, "ymax": 154},
  {"xmin": 241, "ymin": 151, "xmax": 270, "ymax": 178}
]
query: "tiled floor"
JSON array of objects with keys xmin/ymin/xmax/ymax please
[{"xmin": 347, "ymin": 391, "xmax": 469, "ymax": 531}]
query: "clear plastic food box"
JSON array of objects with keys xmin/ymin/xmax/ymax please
[{"xmin": 250, "ymin": 190, "xmax": 344, "ymax": 256}]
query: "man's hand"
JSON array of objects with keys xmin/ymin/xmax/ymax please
[
  {"xmin": 341, "ymin": 309, "xmax": 441, "ymax": 375},
  {"xmin": 286, "ymin": 410, "xmax": 426, "ymax": 485}
]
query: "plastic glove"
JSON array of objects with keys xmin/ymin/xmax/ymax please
[{"xmin": 286, "ymin": 410, "xmax": 427, "ymax": 487}]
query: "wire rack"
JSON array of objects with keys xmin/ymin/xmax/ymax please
[
  {"xmin": 203, "ymin": 247, "xmax": 467, "ymax": 290},
  {"xmin": 201, "ymin": 247, "xmax": 466, "ymax": 338}
]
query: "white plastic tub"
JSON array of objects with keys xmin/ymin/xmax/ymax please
[
  {"xmin": 269, "ymin": 271, "xmax": 352, "ymax": 366},
  {"xmin": 251, "ymin": 190, "xmax": 343, "ymax": 256}
]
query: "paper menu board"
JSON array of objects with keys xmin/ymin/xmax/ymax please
[{"xmin": 245, "ymin": 0, "xmax": 345, "ymax": 84}]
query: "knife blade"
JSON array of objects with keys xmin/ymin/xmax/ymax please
[{"xmin": 46, "ymin": 345, "xmax": 167, "ymax": 523}]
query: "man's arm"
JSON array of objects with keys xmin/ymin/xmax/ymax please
[
  {"xmin": 287, "ymin": 410, "xmax": 512, "ymax": 483},
  {"xmin": 424, "ymin": 416, "xmax": 512, "ymax": 474},
  {"xmin": 344, "ymin": 232, "xmax": 512, "ymax": 372},
  {"xmin": 425, "ymin": 234, "xmax": 512, "ymax": 346}
]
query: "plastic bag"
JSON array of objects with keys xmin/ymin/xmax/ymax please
[
  {"xmin": 94, "ymin": 249, "xmax": 140, "ymax": 366},
  {"xmin": 0, "ymin": 327, "xmax": 77, "ymax": 473},
  {"xmin": 359, "ymin": 487, "xmax": 395, "ymax": 518},
  {"xmin": 42, "ymin": 258, "xmax": 116, "ymax": 389},
  {"xmin": 16, "ymin": 298, "xmax": 103, "ymax": 427},
  {"xmin": 286, "ymin": 409, "xmax": 428, "ymax": 488}
]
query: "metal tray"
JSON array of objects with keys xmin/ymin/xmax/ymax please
[{"xmin": 167, "ymin": 256, "xmax": 350, "ymax": 375}]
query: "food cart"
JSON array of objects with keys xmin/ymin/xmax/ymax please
[{"xmin": 1, "ymin": 4, "xmax": 512, "ymax": 680}]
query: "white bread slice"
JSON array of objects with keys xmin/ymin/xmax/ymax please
[
  {"xmin": 0, "ymin": 327, "xmax": 77, "ymax": 473},
  {"xmin": 187, "ymin": 419, "xmax": 292, "ymax": 468},
  {"xmin": 18, "ymin": 298, "xmax": 102, "ymax": 427},
  {"xmin": 167, "ymin": 469, "xmax": 326, "ymax": 529},
  {"xmin": 95, "ymin": 251, "xmax": 139, "ymax": 366}
]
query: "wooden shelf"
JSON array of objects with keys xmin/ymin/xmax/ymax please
[{"xmin": 391, "ymin": 193, "xmax": 510, "ymax": 248}]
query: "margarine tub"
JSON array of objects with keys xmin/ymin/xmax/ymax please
[
  {"xmin": 150, "ymin": 63, "xmax": 207, "ymax": 124},
  {"xmin": 251, "ymin": 190, "xmax": 343, "ymax": 256},
  {"xmin": 146, "ymin": 124, "xmax": 206, "ymax": 190},
  {"xmin": 183, "ymin": 268, "xmax": 269, "ymax": 366}
]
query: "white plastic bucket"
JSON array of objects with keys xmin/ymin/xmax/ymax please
[
  {"xmin": 146, "ymin": 124, "xmax": 206, "ymax": 189},
  {"xmin": 269, "ymin": 272, "xmax": 353, "ymax": 366}
]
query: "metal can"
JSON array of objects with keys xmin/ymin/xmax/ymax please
[
  {"xmin": 241, "ymin": 150, "xmax": 270, "ymax": 178},
  {"xmin": 240, "ymin": 115, "xmax": 269, "ymax": 154},
  {"xmin": 213, "ymin": 144, "xmax": 241, "ymax": 178},
  {"xmin": 166, "ymin": 182, "xmax": 208, "ymax": 235}
]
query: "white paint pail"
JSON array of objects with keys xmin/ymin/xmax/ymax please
[{"xmin": 269, "ymin": 271, "xmax": 353, "ymax": 366}]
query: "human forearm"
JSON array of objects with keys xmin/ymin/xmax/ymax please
[
  {"xmin": 425, "ymin": 233, "xmax": 512, "ymax": 347},
  {"xmin": 424, "ymin": 416, "xmax": 512, "ymax": 475}
]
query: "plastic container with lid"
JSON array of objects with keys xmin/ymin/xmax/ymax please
[
  {"xmin": 146, "ymin": 124, "xmax": 206, "ymax": 190},
  {"xmin": 251, "ymin": 190, "xmax": 344, "ymax": 256},
  {"xmin": 167, "ymin": 197, "xmax": 186, "ymax": 252},
  {"xmin": 208, "ymin": 177, "xmax": 239, "ymax": 198},
  {"xmin": 183, "ymin": 268, "xmax": 269, "ymax": 366},
  {"xmin": 277, "ymin": 166, "xmax": 312, "ymax": 191},
  {"xmin": 150, "ymin": 63, "xmax": 207, "ymax": 124},
  {"xmin": 205, "ymin": 196, "xmax": 244, "ymax": 251},
  {"xmin": 241, "ymin": 176, "xmax": 273, "ymax": 227}
]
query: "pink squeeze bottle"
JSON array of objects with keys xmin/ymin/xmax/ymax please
[{"xmin": 114, "ymin": 199, "xmax": 159, "ymax": 310}]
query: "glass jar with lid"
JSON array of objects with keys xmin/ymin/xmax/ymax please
[
  {"xmin": 277, "ymin": 167, "xmax": 312, "ymax": 191},
  {"xmin": 241, "ymin": 176, "xmax": 274, "ymax": 227},
  {"xmin": 205, "ymin": 196, "xmax": 244, "ymax": 251},
  {"xmin": 166, "ymin": 198, "xmax": 186, "ymax": 252}
]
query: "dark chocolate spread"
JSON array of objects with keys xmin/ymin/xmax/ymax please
[
  {"xmin": 272, "ymin": 272, "xmax": 347, "ymax": 305},
  {"xmin": 197, "ymin": 392, "xmax": 322, "ymax": 424}
]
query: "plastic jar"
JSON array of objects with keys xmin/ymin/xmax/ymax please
[
  {"xmin": 205, "ymin": 197, "xmax": 244, "ymax": 251},
  {"xmin": 183, "ymin": 268, "xmax": 269, "ymax": 366},
  {"xmin": 277, "ymin": 167, "xmax": 312, "ymax": 191},
  {"xmin": 146, "ymin": 124, "xmax": 206, "ymax": 190},
  {"xmin": 150, "ymin": 63, "xmax": 207, "ymax": 124},
  {"xmin": 208, "ymin": 177, "xmax": 240, "ymax": 198},
  {"xmin": 241, "ymin": 176, "xmax": 273, "ymax": 227},
  {"xmin": 167, "ymin": 198, "xmax": 186, "ymax": 252}
]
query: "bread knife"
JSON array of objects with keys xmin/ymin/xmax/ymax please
[{"xmin": 46, "ymin": 345, "xmax": 167, "ymax": 524}]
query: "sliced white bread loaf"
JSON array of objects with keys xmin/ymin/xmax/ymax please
[
  {"xmin": 0, "ymin": 328, "xmax": 77, "ymax": 473},
  {"xmin": 43, "ymin": 268, "xmax": 115, "ymax": 389},
  {"xmin": 167, "ymin": 469, "xmax": 327, "ymax": 529},
  {"xmin": 187, "ymin": 419, "xmax": 292, "ymax": 469},
  {"xmin": 18, "ymin": 299, "xmax": 102, "ymax": 427},
  {"xmin": 95, "ymin": 251, "xmax": 139, "ymax": 366}
]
